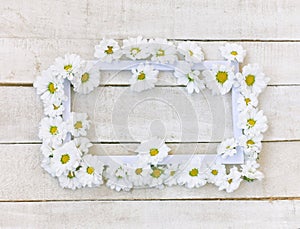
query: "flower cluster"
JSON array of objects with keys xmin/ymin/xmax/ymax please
[{"xmin": 34, "ymin": 40, "xmax": 268, "ymax": 193}]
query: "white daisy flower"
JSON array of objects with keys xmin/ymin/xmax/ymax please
[
  {"xmin": 51, "ymin": 141, "xmax": 82, "ymax": 177},
  {"xmin": 136, "ymin": 137, "xmax": 171, "ymax": 166},
  {"xmin": 67, "ymin": 112, "xmax": 90, "ymax": 137},
  {"xmin": 203, "ymin": 64, "xmax": 235, "ymax": 95},
  {"xmin": 58, "ymin": 170, "xmax": 82, "ymax": 190},
  {"xmin": 122, "ymin": 36, "xmax": 150, "ymax": 60},
  {"xmin": 77, "ymin": 155, "xmax": 104, "ymax": 187},
  {"xmin": 41, "ymin": 156, "xmax": 56, "ymax": 177},
  {"xmin": 149, "ymin": 38, "xmax": 178, "ymax": 64},
  {"xmin": 72, "ymin": 61, "xmax": 100, "ymax": 94},
  {"xmin": 218, "ymin": 167, "xmax": 242, "ymax": 193},
  {"xmin": 163, "ymin": 163, "xmax": 180, "ymax": 187},
  {"xmin": 177, "ymin": 41, "xmax": 204, "ymax": 63},
  {"xmin": 219, "ymin": 43, "xmax": 246, "ymax": 63},
  {"xmin": 217, "ymin": 138, "xmax": 238, "ymax": 159},
  {"xmin": 52, "ymin": 54, "xmax": 83, "ymax": 81},
  {"xmin": 174, "ymin": 62, "xmax": 205, "ymax": 94},
  {"xmin": 73, "ymin": 137, "xmax": 93, "ymax": 155},
  {"xmin": 236, "ymin": 64, "xmax": 270, "ymax": 95},
  {"xmin": 206, "ymin": 163, "xmax": 226, "ymax": 185},
  {"xmin": 34, "ymin": 69, "xmax": 66, "ymax": 105},
  {"xmin": 237, "ymin": 90, "xmax": 258, "ymax": 112},
  {"xmin": 43, "ymin": 100, "xmax": 65, "ymax": 117},
  {"xmin": 127, "ymin": 163, "xmax": 152, "ymax": 187},
  {"xmin": 238, "ymin": 108, "xmax": 268, "ymax": 135},
  {"xmin": 40, "ymin": 141, "xmax": 58, "ymax": 158},
  {"xmin": 105, "ymin": 164, "xmax": 133, "ymax": 192},
  {"xmin": 239, "ymin": 133, "xmax": 263, "ymax": 160},
  {"xmin": 148, "ymin": 166, "xmax": 166, "ymax": 189},
  {"xmin": 129, "ymin": 63, "xmax": 159, "ymax": 92},
  {"xmin": 38, "ymin": 117, "xmax": 67, "ymax": 146},
  {"xmin": 94, "ymin": 38, "xmax": 122, "ymax": 63},
  {"xmin": 241, "ymin": 160, "xmax": 264, "ymax": 181}
]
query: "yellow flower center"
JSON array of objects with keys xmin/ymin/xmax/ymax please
[
  {"xmin": 216, "ymin": 71, "xmax": 228, "ymax": 84},
  {"xmin": 247, "ymin": 119, "xmax": 256, "ymax": 127},
  {"xmin": 48, "ymin": 83, "xmax": 56, "ymax": 94},
  {"xmin": 156, "ymin": 49, "xmax": 165, "ymax": 57},
  {"xmin": 247, "ymin": 139, "xmax": 255, "ymax": 145},
  {"xmin": 189, "ymin": 168, "xmax": 199, "ymax": 177},
  {"xmin": 81, "ymin": 72, "xmax": 89, "ymax": 83},
  {"xmin": 87, "ymin": 166, "xmax": 94, "ymax": 175},
  {"xmin": 245, "ymin": 74, "xmax": 255, "ymax": 86},
  {"xmin": 170, "ymin": 170, "xmax": 176, "ymax": 176},
  {"xmin": 49, "ymin": 126, "xmax": 58, "ymax": 135},
  {"xmin": 188, "ymin": 50, "xmax": 194, "ymax": 56},
  {"xmin": 149, "ymin": 148, "xmax": 159, "ymax": 156},
  {"xmin": 228, "ymin": 178, "xmax": 233, "ymax": 184},
  {"xmin": 211, "ymin": 169, "xmax": 218, "ymax": 176},
  {"xmin": 105, "ymin": 46, "xmax": 114, "ymax": 54},
  {"xmin": 61, "ymin": 154, "xmax": 70, "ymax": 164},
  {"xmin": 187, "ymin": 74, "xmax": 194, "ymax": 82},
  {"xmin": 245, "ymin": 98, "xmax": 251, "ymax": 105},
  {"xmin": 74, "ymin": 121, "xmax": 83, "ymax": 129},
  {"xmin": 67, "ymin": 171, "xmax": 75, "ymax": 179},
  {"xmin": 151, "ymin": 168, "xmax": 162, "ymax": 178},
  {"xmin": 231, "ymin": 51, "xmax": 238, "ymax": 56},
  {"xmin": 137, "ymin": 72, "xmax": 146, "ymax": 80},
  {"xmin": 64, "ymin": 64, "xmax": 72, "ymax": 71},
  {"xmin": 53, "ymin": 104, "xmax": 60, "ymax": 110},
  {"xmin": 131, "ymin": 47, "xmax": 141, "ymax": 56},
  {"xmin": 135, "ymin": 168, "xmax": 143, "ymax": 175}
]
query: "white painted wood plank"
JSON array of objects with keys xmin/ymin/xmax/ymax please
[
  {"xmin": 1, "ymin": 0, "xmax": 299, "ymax": 40},
  {"xmin": 0, "ymin": 142, "xmax": 299, "ymax": 200},
  {"xmin": 0, "ymin": 86, "xmax": 298, "ymax": 143},
  {"xmin": 0, "ymin": 39, "xmax": 299, "ymax": 85},
  {"xmin": 0, "ymin": 200, "xmax": 299, "ymax": 228}
]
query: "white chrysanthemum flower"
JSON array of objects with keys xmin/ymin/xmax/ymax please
[
  {"xmin": 177, "ymin": 41, "xmax": 204, "ymax": 63},
  {"xmin": 239, "ymin": 133, "xmax": 263, "ymax": 159},
  {"xmin": 94, "ymin": 38, "xmax": 122, "ymax": 63},
  {"xmin": 238, "ymin": 108, "xmax": 268, "ymax": 135},
  {"xmin": 52, "ymin": 54, "xmax": 83, "ymax": 81},
  {"xmin": 177, "ymin": 158, "xmax": 207, "ymax": 188},
  {"xmin": 136, "ymin": 137, "xmax": 171, "ymax": 166},
  {"xmin": 218, "ymin": 167, "xmax": 242, "ymax": 193},
  {"xmin": 72, "ymin": 61, "xmax": 100, "ymax": 94},
  {"xmin": 236, "ymin": 64, "xmax": 270, "ymax": 95},
  {"xmin": 174, "ymin": 62, "xmax": 205, "ymax": 94},
  {"xmin": 148, "ymin": 166, "xmax": 166, "ymax": 189},
  {"xmin": 40, "ymin": 141, "xmax": 59, "ymax": 157},
  {"xmin": 163, "ymin": 163, "xmax": 180, "ymax": 187},
  {"xmin": 237, "ymin": 90, "xmax": 258, "ymax": 111},
  {"xmin": 77, "ymin": 155, "xmax": 104, "ymax": 187},
  {"xmin": 43, "ymin": 100, "xmax": 65, "ymax": 117},
  {"xmin": 41, "ymin": 156, "xmax": 56, "ymax": 177},
  {"xmin": 127, "ymin": 163, "xmax": 152, "ymax": 187},
  {"xmin": 51, "ymin": 141, "xmax": 82, "ymax": 177},
  {"xmin": 149, "ymin": 38, "xmax": 178, "ymax": 64},
  {"xmin": 241, "ymin": 160, "xmax": 264, "ymax": 181},
  {"xmin": 67, "ymin": 112, "xmax": 90, "ymax": 137},
  {"xmin": 206, "ymin": 163, "xmax": 226, "ymax": 185},
  {"xmin": 217, "ymin": 138, "xmax": 238, "ymax": 159},
  {"xmin": 58, "ymin": 170, "xmax": 82, "ymax": 190},
  {"xmin": 129, "ymin": 63, "xmax": 159, "ymax": 92},
  {"xmin": 39, "ymin": 117, "xmax": 67, "ymax": 146},
  {"xmin": 105, "ymin": 164, "xmax": 133, "ymax": 192},
  {"xmin": 34, "ymin": 69, "xmax": 66, "ymax": 105},
  {"xmin": 73, "ymin": 137, "xmax": 93, "ymax": 155},
  {"xmin": 122, "ymin": 36, "xmax": 150, "ymax": 60},
  {"xmin": 203, "ymin": 64, "xmax": 235, "ymax": 95},
  {"xmin": 219, "ymin": 43, "xmax": 246, "ymax": 63}
]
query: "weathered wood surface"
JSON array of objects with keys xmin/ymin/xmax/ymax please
[{"xmin": 0, "ymin": 200, "xmax": 299, "ymax": 228}]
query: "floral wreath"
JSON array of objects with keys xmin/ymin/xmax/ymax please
[{"xmin": 34, "ymin": 37, "xmax": 269, "ymax": 192}]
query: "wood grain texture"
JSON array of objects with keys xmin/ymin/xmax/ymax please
[
  {"xmin": 0, "ymin": 142, "xmax": 299, "ymax": 201},
  {"xmin": 1, "ymin": 0, "xmax": 299, "ymax": 40},
  {"xmin": 0, "ymin": 200, "xmax": 299, "ymax": 228},
  {"xmin": 0, "ymin": 39, "xmax": 300, "ymax": 85},
  {"xmin": 0, "ymin": 86, "xmax": 299, "ymax": 143}
]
